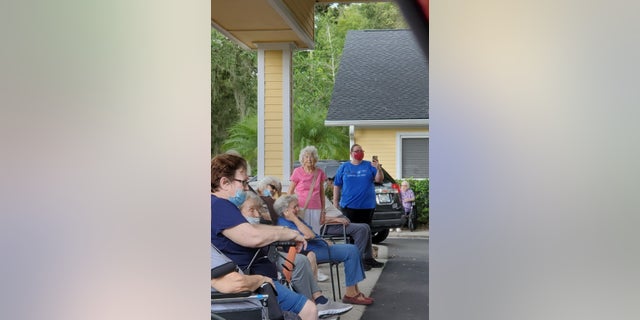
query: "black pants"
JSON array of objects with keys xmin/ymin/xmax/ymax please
[{"xmin": 341, "ymin": 207, "xmax": 375, "ymax": 225}]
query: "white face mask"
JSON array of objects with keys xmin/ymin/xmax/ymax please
[{"xmin": 246, "ymin": 217, "xmax": 261, "ymax": 225}]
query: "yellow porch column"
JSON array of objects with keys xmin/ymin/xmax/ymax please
[{"xmin": 256, "ymin": 43, "xmax": 295, "ymax": 183}]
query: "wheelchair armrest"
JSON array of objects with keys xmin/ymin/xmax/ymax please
[
  {"xmin": 320, "ymin": 223, "xmax": 349, "ymax": 243},
  {"xmin": 211, "ymin": 261, "xmax": 238, "ymax": 279},
  {"xmin": 211, "ymin": 291, "xmax": 252, "ymax": 300},
  {"xmin": 272, "ymin": 240, "xmax": 297, "ymax": 247}
]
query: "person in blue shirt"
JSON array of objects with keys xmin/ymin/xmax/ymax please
[
  {"xmin": 211, "ymin": 153, "xmax": 317, "ymax": 320},
  {"xmin": 275, "ymin": 194, "xmax": 375, "ymax": 306},
  {"xmin": 332, "ymin": 144, "xmax": 383, "ymax": 226}
]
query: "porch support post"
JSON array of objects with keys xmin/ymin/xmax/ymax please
[{"xmin": 256, "ymin": 43, "xmax": 295, "ymax": 184}]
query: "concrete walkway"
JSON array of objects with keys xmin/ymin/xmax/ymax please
[{"xmin": 316, "ymin": 227, "xmax": 428, "ymax": 320}]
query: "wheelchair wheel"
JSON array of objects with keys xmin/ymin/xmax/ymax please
[{"xmin": 408, "ymin": 206, "xmax": 418, "ymax": 231}]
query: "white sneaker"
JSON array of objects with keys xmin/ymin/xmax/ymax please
[
  {"xmin": 396, "ymin": 227, "xmax": 402, "ymax": 232},
  {"xmin": 317, "ymin": 271, "xmax": 329, "ymax": 282},
  {"xmin": 317, "ymin": 299, "xmax": 353, "ymax": 317}
]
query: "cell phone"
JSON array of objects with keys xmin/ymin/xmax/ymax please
[{"xmin": 372, "ymin": 155, "xmax": 378, "ymax": 162}]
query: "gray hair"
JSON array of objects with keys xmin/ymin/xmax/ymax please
[
  {"xmin": 239, "ymin": 191, "xmax": 261, "ymax": 209},
  {"xmin": 299, "ymin": 145, "xmax": 319, "ymax": 163},
  {"xmin": 273, "ymin": 194, "xmax": 298, "ymax": 217},
  {"xmin": 257, "ymin": 176, "xmax": 282, "ymax": 195}
]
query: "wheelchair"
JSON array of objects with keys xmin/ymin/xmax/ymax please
[
  {"xmin": 211, "ymin": 242, "xmax": 300, "ymax": 320},
  {"xmin": 406, "ymin": 203, "xmax": 418, "ymax": 232}
]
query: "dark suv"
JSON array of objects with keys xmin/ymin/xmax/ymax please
[{"xmin": 300, "ymin": 160, "xmax": 406, "ymax": 243}]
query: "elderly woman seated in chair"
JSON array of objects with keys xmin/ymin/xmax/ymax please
[
  {"xmin": 238, "ymin": 192, "xmax": 353, "ymax": 317},
  {"xmin": 274, "ymin": 194, "xmax": 375, "ymax": 306}
]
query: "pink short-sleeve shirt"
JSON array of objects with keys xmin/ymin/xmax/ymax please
[{"xmin": 290, "ymin": 167, "xmax": 326, "ymax": 210}]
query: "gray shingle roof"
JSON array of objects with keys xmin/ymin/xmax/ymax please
[{"xmin": 326, "ymin": 29, "xmax": 428, "ymax": 123}]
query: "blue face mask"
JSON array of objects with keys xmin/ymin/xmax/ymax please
[
  {"xmin": 246, "ymin": 217, "xmax": 261, "ymax": 225},
  {"xmin": 262, "ymin": 189, "xmax": 272, "ymax": 197},
  {"xmin": 228, "ymin": 190, "xmax": 246, "ymax": 207}
]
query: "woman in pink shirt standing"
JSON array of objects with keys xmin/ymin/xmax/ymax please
[{"xmin": 288, "ymin": 145, "xmax": 327, "ymax": 234}]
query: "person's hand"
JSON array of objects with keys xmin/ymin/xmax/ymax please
[
  {"xmin": 283, "ymin": 208, "xmax": 297, "ymax": 221},
  {"xmin": 295, "ymin": 237, "xmax": 307, "ymax": 251},
  {"xmin": 262, "ymin": 276, "xmax": 274, "ymax": 287}
]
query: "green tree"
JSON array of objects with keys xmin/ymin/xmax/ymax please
[
  {"xmin": 218, "ymin": 3, "xmax": 407, "ymax": 173},
  {"xmin": 221, "ymin": 114, "xmax": 258, "ymax": 171},
  {"xmin": 293, "ymin": 106, "xmax": 349, "ymax": 161},
  {"xmin": 211, "ymin": 29, "xmax": 257, "ymax": 156}
]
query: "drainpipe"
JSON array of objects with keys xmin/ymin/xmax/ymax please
[{"xmin": 349, "ymin": 125, "xmax": 355, "ymax": 149}]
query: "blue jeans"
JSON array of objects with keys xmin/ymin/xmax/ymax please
[{"xmin": 313, "ymin": 243, "xmax": 366, "ymax": 287}]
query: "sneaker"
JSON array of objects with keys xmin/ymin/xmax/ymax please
[
  {"xmin": 317, "ymin": 271, "xmax": 329, "ymax": 282},
  {"xmin": 396, "ymin": 227, "xmax": 402, "ymax": 232},
  {"xmin": 317, "ymin": 299, "xmax": 353, "ymax": 317},
  {"xmin": 342, "ymin": 293, "xmax": 374, "ymax": 305},
  {"xmin": 364, "ymin": 258, "xmax": 384, "ymax": 268}
]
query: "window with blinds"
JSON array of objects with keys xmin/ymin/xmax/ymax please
[{"xmin": 401, "ymin": 137, "xmax": 428, "ymax": 178}]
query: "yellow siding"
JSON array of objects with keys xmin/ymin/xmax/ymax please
[
  {"xmin": 282, "ymin": 0, "xmax": 315, "ymax": 42},
  {"xmin": 264, "ymin": 50, "xmax": 284, "ymax": 178},
  {"xmin": 265, "ymin": 88, "xmax": 281, "ymax": 97},
  {"xmin": 355, "ymin": 127, "xmax": 429, "ymax": 178},
  {"xmin": 265, "ymin": 66, "xmax": 283, "ymax": 74}
]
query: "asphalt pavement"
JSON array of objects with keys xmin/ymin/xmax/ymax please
[
  {"xmin": 315, "ymin": 227, "xmax": 429, "ymax": 320},
  {"xmin": 362, "ymin": 237, "xmax": 428, "ymax": 320}
]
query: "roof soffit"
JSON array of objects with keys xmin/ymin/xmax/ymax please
[{"xmin": 211, "ymin": 0, "xmax": 315, "ymax": 50}]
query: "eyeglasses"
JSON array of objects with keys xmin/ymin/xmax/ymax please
[{"xmin": 233, "ymin": 178, "xmax": 249, "ymax": 187}]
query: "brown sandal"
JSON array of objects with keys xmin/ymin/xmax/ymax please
[{"xmin": 342, "ymin": 292, "xmax": 374, "ymax": 305}]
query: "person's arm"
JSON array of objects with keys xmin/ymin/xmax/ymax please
[
  {"xmin": 287, "ymin": 181, "xmax": 297, "ymax": 196},
  {"xmin": 287, "ymin": 169, "xmax": 298, "ymax": 195},
  {"xmin": 222, "ymin": 222, "xmax": 306, "ymax": 248},
  {"xmin": 324, "ymin": 216, "xmax": 349, "ymax": 225},
  {"xmin": 283, "ymin": 208, "xmax": 316, "ymax": 240},
  {"xmin": 333, "ymin": 185, "xmax": 341, "ymax": 208},
  {"xmin": 211, "ymin": 272, "xmax": 273, "ymax": 293},
  {"xmin": 373, "ymin": 160, "xmax": 383, "ymax": 183},
  {"xmin": 319, "ymin": 180, "xmax": 326, "ymax": 225}
]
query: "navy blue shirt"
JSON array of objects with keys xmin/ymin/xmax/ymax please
[{"xmin": 211, "ymin": 194, "xmax": 277, "ymax": 278}]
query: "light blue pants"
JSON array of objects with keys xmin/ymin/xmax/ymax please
[{"xmin": 313, "ymin": 243, "xmax": 365, "ymax": 287}]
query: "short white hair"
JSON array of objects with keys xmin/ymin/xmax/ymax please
[
  {"xmin": 299, "ymin": 145, "xmax": 319, "ymax": 163},
  {"xmin": 257, "ymin": 176, "xmax": 282, "ymax": 194},
  {"xmin": 274, "ymin": 194, "xmax": 298, "ymax": 216},
  {"xmin": 239, "ymin": 191, "xmax": 261, "ymax": 209}
]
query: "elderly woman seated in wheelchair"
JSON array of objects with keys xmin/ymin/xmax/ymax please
[
  {"xmin": 238, "ymin": 192, "xmax": 352, "ymax": 317},
  {"xmin": 274, "ymin": 194, "xmax": 375, "ymax": 306}
]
